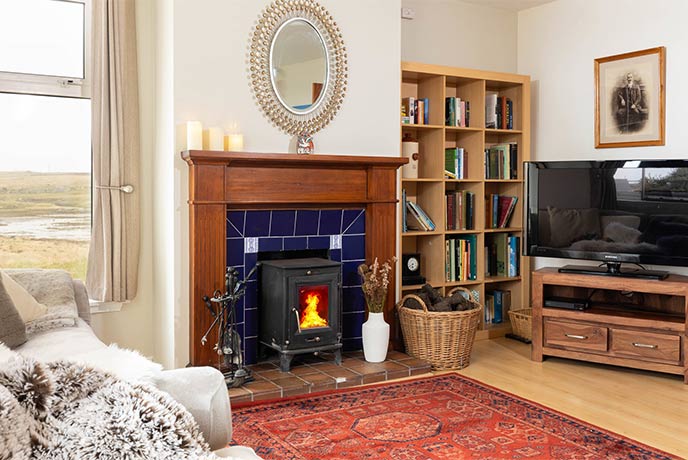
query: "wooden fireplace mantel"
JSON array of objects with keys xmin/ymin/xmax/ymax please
[{"xmin": 183, "ymin": 150, "xmax": 407, "ymax": 366}]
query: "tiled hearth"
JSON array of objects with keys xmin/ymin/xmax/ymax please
[{"xmin": 228, "ymin": 351, "xmax": 431, "ymax": 405}]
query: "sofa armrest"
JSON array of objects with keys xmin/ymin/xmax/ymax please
[
  {"xmin": 72, "ymin": 279, "xmax": 91, "ymax": 325},
  {"xmin": 156, "ymin": 367, "xmax": 232, "ymax": 451}
]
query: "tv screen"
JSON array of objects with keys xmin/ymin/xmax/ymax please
[{"xmin": 525, "ymin": 160, "xmax": 688, "ymax": 269}]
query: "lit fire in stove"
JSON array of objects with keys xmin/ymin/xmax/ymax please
[{"xmin": 299, "ymin": 288, "xmax": 328, "ymax": 329}]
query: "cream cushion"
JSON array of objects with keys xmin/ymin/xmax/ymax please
[{"xmin": 0, "ymin": 271, "xmax": 47, "ymax": 322}]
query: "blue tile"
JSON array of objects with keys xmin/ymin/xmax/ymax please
[
  {"xmin": 308, "ymin": 236, "xmax": 330, "ymax": 250},
  {"xmin": 319, "ymin": 210, "xmax": 343, "ymax": 235},
  {"xmin": 342, "ymin": 235, "xmax": 365, "ymax": 261},
  {"xmin": 259, "ymin": 237, "xmax": 283, "ymax": 252},
  {"xmin": 245, "ymin": 211, "xmax": 270, "ymax": 237},
  {"xmin": 342, "ymin": 287, "xmax": 365, "ymax": 313},
  {"xmin": 330, "ymin": 249, "xmax": 342, "ymax": 262},
  {"xmin": 244, "ymin": 308, "xmax": 258, "ymax": 337},
  {"xmin": 233, "ymin": 303, "xmax": 244, "ymax": 324},
  {"xmin": 244, "ymin": 337, "xmax": 257, "ymax": 365},
  {"xmin": 235, "ymin": 322, "xmax": 246, "ymax": 341},
  {"xmin": 284, "ymin": 237, "xmax": 308, "ymax": 251},
  {"xmin": 343, "ymin": 209, "xmax": 365, "ymax": 234},
  {"xmin": 244, "ymin": 280, "xmax": 258, "ymax": 309},
  {"xmin": 244, "ymin": 253, "xmax": 258, "ymax": 278},
  {"xmin": 270, "ymin": 210, "xmax": 296, "ymax": 236},
  {"xmin": 342, "ymin": 261, "xmax": 363, "ymax": 287},
  {"xmin": 342, "ymin": 311, "xmax": 365, "ymax": 338},
  {"xmin": 343, "ymin": 337, "xmax": 363, "ymax": 352},
  {"xmin": 227, "ymin": 211, "xmax": 245, "ymax": 238},
  {"xmin": 295, "ymin": 210, "xmax": 319, "ymax": 236},
  {"xmin": 227, "ymin": 238, "xmax": 244, "ymax": 267}
]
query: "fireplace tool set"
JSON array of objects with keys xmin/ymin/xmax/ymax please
[{"xmin": 201, "ymin": 265, "xmax": 257, "ymax": 388}]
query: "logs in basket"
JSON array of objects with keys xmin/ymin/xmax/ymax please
[{"xmin": 396, "ymin": 286, "xmax": 483, "ymax": 370}]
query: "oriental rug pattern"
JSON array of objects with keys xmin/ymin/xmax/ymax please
[{"xmin": 231, "ymin": 373, "xmax": 677, "ymax": 460}]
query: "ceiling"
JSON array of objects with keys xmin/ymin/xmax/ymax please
[{"xmin": 459, "ymin": 0, "xmax": 555, "ymax": 11}]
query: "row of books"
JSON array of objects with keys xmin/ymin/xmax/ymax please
[
  {"xmin": 446, "ymin": 190, "xmax": 475, "ymax": 231},
  {"xmin": 445, "ymin": 97, "xmax": 470, "ymax": 127},
  {"xmin": 401, "ymin": 97, "xmax": 429, "ymax": 125},
  {"xmin": 485, "ymin": 234, "xmax": 520, "ymax": 278},
  {"xmin": 485, "ymin": 143, "xmax": 518, "ymax": 180},
  {"xmin": 486, "ymin": 194, "xmax": 518, "ymax": 228},
  {"xmin": 444, "ymin": 148, "xmax": 467, "ymax": 179},
  {"xmin": 485, "ymin": 290, "xmax": 512, "ymax": 324},
  {"xmin": 445, "ymin": 235, "xmax": 478, "ymax": 282},
  {"xmin": 402, "ymin": 189, "xmax": 436, "ymax": 232},
  {"xmin": 485, "ymin": 92, "xmax": 514, "ymax": 129}
]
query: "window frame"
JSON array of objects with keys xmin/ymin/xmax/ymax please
[{"xmin": 0, "ymin": 0, "xmax": 92, "ymax": 99}]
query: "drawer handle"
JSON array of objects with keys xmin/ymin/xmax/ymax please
[
  {"xmin": 565, "ymin": 334, "xmax": 588, "ymax": 340},
  {"xmin": 633, "ymin": 342, "xmax": 658, "ymax": 349}
]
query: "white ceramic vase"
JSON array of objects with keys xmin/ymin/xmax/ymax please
[{"xmin": 362, "ymin": 312, "xmax": 390, "ymax": 363}]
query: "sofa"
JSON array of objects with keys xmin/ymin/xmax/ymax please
[{"xmin": 4, "ymin": 270, "xmax": 232, "ymax": 452}]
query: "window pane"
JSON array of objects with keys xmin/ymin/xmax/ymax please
[
  {"xmin": 0, "ymin": 93, "xmax": 91, "ymax": 279},
  {"xmin": 0, "ymin": 0, "xmax": 85, "ymax": 78}
]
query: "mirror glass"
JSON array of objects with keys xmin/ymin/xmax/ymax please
[{"xmin": 270, "ymin": 18, "xmax": 328, "ymax": 115}]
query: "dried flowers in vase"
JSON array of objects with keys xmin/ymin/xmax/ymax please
[{"xmin": 358, "ymin": 257, "xmax": 397, "ymax": 313}]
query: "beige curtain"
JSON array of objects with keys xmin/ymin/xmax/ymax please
[{"xmin": 87, "ymin": 0, "xmax": 140, "ymax": 302}]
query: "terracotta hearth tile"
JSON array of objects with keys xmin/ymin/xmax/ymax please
[
  {"xmin": 243, "ymin": 379, "xmax": 280, "ymax": 394},
  {"xmin": 288, "ymin": 365, "xmax": 321, "ymax": 376},
  {"xmin": 343, "ymin": 350, "xmax": 365, "ymax": 359},
  {"xmin": 386, "ymin": 368, "xmax": 411, "ymax": 381},
  {"xmin": 378, "ymin": 361, "xmax": 408, "ymax": 372},
  {"xmin": 255, "ymin": 369, "xmax": 293, "ymax": 380},
  {"xmin": 309, "ymin": 382, "xmax": 337, "ymax": 393},
  {"xmin": 309, "ymin": 362, "xmax": 344, "ymax": 372},
  {"xmin": 345, "ymin": 361, "xmax": 387, "ymax": 374},
  {"xmin": 228, "ymin": 386, "xmax": 251, "ymax": 398},
  {"xmin": 228, "ymin": 391, "xmax": 252, "ymax": 405},
  {"xmin": 386, "ymin": 350, "xmax": 411, "ymax": 361},
  {"xmin": 321, "ymin": 367, "xmax": 363, "ymax": 384},
  {"xmin": 298, "ymin": 372, "xmax": 337, "ymax": 386},
  {"xmin": 252, "ymin": 389, "xmax": 283, "ymax": 402},
  {"xmin": 336, "ymin": 376, "xmax": 364, "ymax": 389},
  {"xmin": 249, "ymin": 362, "xmax": 280, "ymax": 372},
  {"xmin": 340, "ymin": 357, "xmax": 364, "ymax": 366},
  {"xmin": 272, "ymin": 376, "xmax": 310, "ymax": 390},
  {"xmin": 361, "ymin": 372, "xmax": 387, "ymax": 385}
]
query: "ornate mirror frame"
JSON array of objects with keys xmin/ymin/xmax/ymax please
[{"xmin": 249, "ymin": 0, "xmax": 348, "ymax": 135}]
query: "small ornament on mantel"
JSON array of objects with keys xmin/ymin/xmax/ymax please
[{"xmin": 297, "ymin": 130, "xmax": 314, "ymax": 154}]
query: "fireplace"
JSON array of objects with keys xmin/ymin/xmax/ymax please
[{"xmin": 260, "ymin": 258, "xmax": 342, "ymax": 372}]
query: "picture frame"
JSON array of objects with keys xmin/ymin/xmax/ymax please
[{"xmin": 595, "ymin": 47, "xmax": 665, "ymax": 148}]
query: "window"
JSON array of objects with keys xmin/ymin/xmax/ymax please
[{"xmin": 0, "ymin": 0, "xmax": 91, "ymax": 280}]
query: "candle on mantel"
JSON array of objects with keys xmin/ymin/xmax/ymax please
[
  {"xmin": 225, "ymin": 133, "xmax": 244, "ymax": 152},
  {"xmin": 203, "ymin": 126, "xmax": 224, "ymax": 150},
  {"xmin": 186, "ymin": 121, "xmax": 202, "ymax": 150}
]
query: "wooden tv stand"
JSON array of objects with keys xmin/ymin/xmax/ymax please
[{"xmin": 532, "ymin": 267, "xmax": 687, "ymax": 384}]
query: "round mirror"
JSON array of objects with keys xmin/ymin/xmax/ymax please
[{"xmin": 270, "ymin": 18, "xmax": 328, "ymax": 115}]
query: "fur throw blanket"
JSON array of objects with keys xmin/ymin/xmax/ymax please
[{"xmin": 0, "ymin": 356, "xmax": 218, "ymax": 460}]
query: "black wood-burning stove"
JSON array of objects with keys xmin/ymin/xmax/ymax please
[{"xmin": 259, "ymin": 258, "xmax": 342, "ymax": 372}]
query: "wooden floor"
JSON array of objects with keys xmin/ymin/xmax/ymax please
[{"xmin": 454, "ymin": 338, "xmax": 688, "ymax": 458}]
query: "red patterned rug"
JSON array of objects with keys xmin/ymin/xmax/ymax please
[{"xmin": 231, "ymin": 373, "xmax": 678, "ymax": 460}]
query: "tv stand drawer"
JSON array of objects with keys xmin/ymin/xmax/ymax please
[
  {"xmin": 611, "ymin": 329, "xmax": 681, "ymax": 365},
  {"xmin": 544, "ymin": 320, "xmax": 608, "ymax": 352}
]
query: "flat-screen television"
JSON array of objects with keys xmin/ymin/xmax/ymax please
[{"xmin": 525, "ymin": 160, "xmax": 688, "ymax": 278}]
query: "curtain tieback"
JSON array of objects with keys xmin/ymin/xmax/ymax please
[{"xmin": 95, "ymin": 185, "xmax": 135, "ymax": 194}]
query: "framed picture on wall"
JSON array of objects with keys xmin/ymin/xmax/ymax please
[{"xmin": 595, "ymin": 47, "xmax": 665, "ymax": 148}]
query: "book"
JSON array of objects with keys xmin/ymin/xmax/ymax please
[
  {"xmin": 402, "ymin": 188, "xmax": 408, "ymax": 232},
  {"xmin": 407, "ymin": 201, "xmax": 435, "ymax": 231},
  {"xmin": 445, "ymin": 97, "xmax": 455, "ymax": 126},
  {"xmin": 465, "ymin": 100, "xmax": 470, "ymax": 127},
  {"xmin": 402, "ymin": 97, "xmax": 415, "ymax": 125},
  {"xmin": 406, "ymin": 203, "xmax": 428, "ymax": 231},
  {"xmin": 508, "ymin": 236, "xmax": 520, "ymax": 277},
  {"xmin": 422, "ymin": 98, "xmax": 429, "ymax": 124},
  {"xmin": 496, "ymin": 195, "xmax": 518, "ymax": 228},
  {"xmin": 415, "ymin": 99, "xmax": 424, "ymax": 125},
  {"xmin": 485, "ymin": 91, "xmax": 498, "ymax": 128}
]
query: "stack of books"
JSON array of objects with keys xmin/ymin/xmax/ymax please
[
  {"xmin": 485, "ymin": 92, "xmax": 513, "ymax": 129},
  {"xmin": 485, "ymin": 290, "xmax": 512, "ymax": 324},
  {"xmin": 486, "ymin": 194, "xmax": 518, "ymax": 228},
  {"xmin": 445, "ymin": 97, "xmax": 470, "ymax": 127},
  {"xmin": 446, "ymin": 190, "xmax": 475, "ymax": 230},
  {"xmin": 401, "ymin": 97, "xmax": 429, "ymax": 125},
  {"xmin": 444, "ymin": 147, "xmax": 467, "ymax": 179},
  {"xmin": 485, "ymin": 234, "xmax": 520, "ymax": 278},
  {"xmin": 484, "ymin": 143, "xmax": 518, "ymax": 179},
  {"xmin": 445, "ymin": 235, "xmax": 478, "ymax": 282},
  {"xmin": 402, "ymin": 189, "xmax": 435, "ymax": 232}
]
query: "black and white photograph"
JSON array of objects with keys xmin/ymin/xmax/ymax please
[{"xmin": 595, "ymin": 47, "xmax": 665, "ymax": 148}]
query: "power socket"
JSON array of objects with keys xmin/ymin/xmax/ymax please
[{"xmin": 401, "ymin": 7, "xmax": 415, "ymax": 19}]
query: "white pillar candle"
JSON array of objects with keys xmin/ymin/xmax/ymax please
[
  {"xmin": 186, "ymin": 121, "xmax": 202, "ymax": 150},
  {"xmin": 225, "ymin": 133, "xmax": 244, "ymax": 152},
  {"xmin": 203, "ymin": 126, "xmax": 224, "ymax": 150}
]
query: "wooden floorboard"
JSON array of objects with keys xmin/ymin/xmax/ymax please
[{"xmin": 454, "ymin": 338, "xmax": 688, "ymax": 458}]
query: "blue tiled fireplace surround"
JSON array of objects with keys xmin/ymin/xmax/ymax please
[{"xmin": 227, "ymin": 208, "xmax": 366, "ymax": 365}]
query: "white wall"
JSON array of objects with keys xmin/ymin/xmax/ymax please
[
  {"xmin": 170, "ymin": 0, "xmax": 402, "ymax": 367},
  {"xmin": 401, "ymin": 0, "xmax": 518, "ymax": 73},
  {"xmin": 518, "ymin": 0, "xmax": 688, "ymax": 273}
]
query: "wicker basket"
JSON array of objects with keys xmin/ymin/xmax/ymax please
[
  {"xmin": 508, "ymin": 308, "xmax": 533, "ymax": 341},
  {"xmin": 396, "ymin": 287, "xmax": 482, "ymax": 370}
]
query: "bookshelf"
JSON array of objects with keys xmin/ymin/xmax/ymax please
[{"xmin": 400, "ymin": 62, "xmax": 531, "ymax": 341}]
